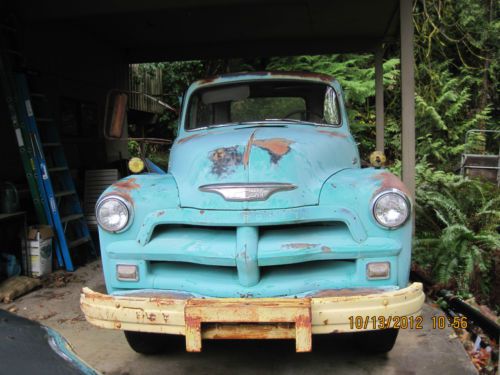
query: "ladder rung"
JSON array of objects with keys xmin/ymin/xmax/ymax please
[
  {"xmin": 35, "ymin": 117, "xmax": 53, "ymax": 123},
  {"xmin": 55, "ymin": 190, "xmax": 75, "ymax": 198},
  {"xmin": 69, "ymin": 236, "xmax": 91, "ymax": 249},
  {"xmin": 48, "ymin": 166, "xmax": 68, "ymax": 172},
  {"xmin": 60, "ymin": 213, "xmax": 84, "ymax": 223},
  {"xmin": 42, "ymin": 142, "xmax": 61, "ymax": 147}
]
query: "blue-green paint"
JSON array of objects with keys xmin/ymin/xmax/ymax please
[{"xmin": 97, "ymin": 72, "xmax": 413, "ymax": 299}]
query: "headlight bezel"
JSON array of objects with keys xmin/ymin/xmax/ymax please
[
  {"xmin": 95, "ymin": 195, "xmax": 134, "ymax": 233},
  {"xmin": 370, "ymin": 188, "xmax": 411, "ymax": 229}
]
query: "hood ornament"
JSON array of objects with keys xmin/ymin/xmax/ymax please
[{"xmin": 199, "ymin": 183, "xmax": 297, "ymax": 202}]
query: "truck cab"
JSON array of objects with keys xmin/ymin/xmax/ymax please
[{"xmin": 81, "ymin": 72, "xmax": 424, "ymax": 354}]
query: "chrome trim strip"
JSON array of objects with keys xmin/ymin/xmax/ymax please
[{"xmin": 199, "ymin": 183, "xmax": 297, "ymax": 202}]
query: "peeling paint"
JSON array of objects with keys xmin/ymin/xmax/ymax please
[
  {"xmin": 282, "ymin": 243, "xmax": 318, "ymax": 250},
  {"xmin": 112, "ymin": 177, "xmax": 140, "ymax": 191},
  {"xmin": 253, "ymin": 138, "xmax": 293, "ymax": 163},
  {"xmin": 242, "ymin": 130, "xmax": 257, "ymax": 168},
  {"xmin": 104, "ymin": 190, "xmax": 134, "ymax": 205},
  {"xmin": 210, "ymin": 146, "xmax": 243, "ymax": 176},
  {"xmin": 177, "ymin": 133, "xmax": 206, "ymax": 144},
  {"xmin": 317, "ymin": 129, "xmax": 347, "ymax": 138},
  {"xmin": 372, "ymin": 172, "xmax": 411, "ymax": 197}
]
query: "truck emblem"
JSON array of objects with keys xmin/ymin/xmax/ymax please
[{"xmin": 198, "ymin": 183, "xmax": 297, "ymax": 201}]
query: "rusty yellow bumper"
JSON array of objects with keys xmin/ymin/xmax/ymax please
[{"xmin": 80, "ymin": 283, "xmax": 424, "ymax": 352}]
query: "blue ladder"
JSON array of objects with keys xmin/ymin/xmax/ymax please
[{"xmin": 14, "ymin": 73, "xmax": 95, "ymax": 271}]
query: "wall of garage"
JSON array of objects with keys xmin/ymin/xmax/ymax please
[{"xmin": 0, "ymin": 20, "xmax": 129, "ymax": 215}]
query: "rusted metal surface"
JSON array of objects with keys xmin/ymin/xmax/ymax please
[
  {"xmin": 184, "ymin": 298, "xmax": 312, "ymax": 352},
  {"xmin": 281, "ymin": 243, "xmax": 318, "ymax": 250},
  {"xmin": 112, "ymin": 177, "xmax": 140, "ymax": 191},
  {"xmin": 372, "ymin": 172, "xmax": 411, "ymax": 197},
  {"xmin": 110, "ymin": 93, "xmax": 127, "ymax": 138},
  {"xmin": 242, "ymin": 130, "xmax": 257, "ymax": 168},
  {"xmin": 210, "ymin": 146, "xmax": 243, "ymax": 176},
  {"xmin": 317, "ymin": 129, "xmax": 347, "ymax": 138},
  {"xmin": 176, "ymin": 133, "xmax": 206, "ymax": 144},
  {"xmin": 103, "ymin": 190, "xmax": 134, "ymax": 205},
  {"xmin": 80, "ymin": 283, "xmax": 425, "ymax": 346},
  {"xmin": 196, "ymin": 71, "xmax": 334, "ymax": 86},
  {"xmin": 252, "ymin": 138, "xmax": 293, "ymax": 164}
]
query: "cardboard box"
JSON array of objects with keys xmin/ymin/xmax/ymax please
[
  {"xmin": 28, "ymin": 225, "xmax": 54, "ymax": 241},
  {"xmin": 28, "ymin": 225, "xmax": 53, "ymax": 277}
]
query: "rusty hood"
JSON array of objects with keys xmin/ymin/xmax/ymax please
[{"xmin": 169, "ymin": 125, "xmax": 360, "ymax": 210}]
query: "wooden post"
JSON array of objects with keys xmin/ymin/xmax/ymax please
[
  {"xmin": 400, "ymin": 0, "xmax": 415, "ymax": 198},
  {"xmin": 375, "ymin": 45, "xmax": 385, "ymax": 152}
]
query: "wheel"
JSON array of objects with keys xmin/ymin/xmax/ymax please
[
  {"xmin": 354, "ymin": 329, "xmax": 399, "ymax": 354},
  {"xmin": 124, "ymin": 331, "xmax": 180, "ymax": 355}
]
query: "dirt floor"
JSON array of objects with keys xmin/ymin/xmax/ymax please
[{"xmin": 1, "ymin": 261, "xmax": 477, "ymax": 375}]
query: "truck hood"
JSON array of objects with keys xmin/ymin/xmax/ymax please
[{"xmin": 169, "ymin": 125, "xmax": 360, "ymax": 210}]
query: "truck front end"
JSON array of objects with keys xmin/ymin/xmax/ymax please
[{"xmin": 81, "ymin": 72, "xmax": 424, "ymax": 353}]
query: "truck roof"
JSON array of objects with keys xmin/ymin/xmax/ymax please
[{"xmin": 193, "ymin": 71, "xmax": 336, "ymax": 87}]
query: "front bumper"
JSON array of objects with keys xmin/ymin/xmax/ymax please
[{"xmin": 81, "ymin": 282, "xmax": 424, "ymax": 352}]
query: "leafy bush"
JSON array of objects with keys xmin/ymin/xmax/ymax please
[{"xmin": 413, "ymin": 161, "xmax": 500, "ymax": 299}]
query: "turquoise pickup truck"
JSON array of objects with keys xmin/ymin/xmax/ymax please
[{"xmin": 81, "ymin": 71, "xmax": 424, "ymax": 354}]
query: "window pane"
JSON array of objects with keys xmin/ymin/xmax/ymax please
[{"xmin": 231, "ymin": 97, "xmax": 306, "ymax": 122}]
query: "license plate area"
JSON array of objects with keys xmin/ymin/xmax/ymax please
[{"xmin": 184, "ymin": 298, "xmax": 312, "ymax": 352}]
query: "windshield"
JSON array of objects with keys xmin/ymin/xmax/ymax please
[{"xmin": 186, "ymin": 80, "xmax": 340, "ymax": 130}]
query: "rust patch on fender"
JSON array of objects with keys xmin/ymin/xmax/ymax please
[
  {"xmin": 210, "ymin": 146, "xmax": 243, "ymax": 176},
  {"xmin": 104, "ymin": 190, "xmax": 133, "ymax": 205},
  {"xmin": 282, "ymin": 243, "xmax": 318, "ymax": 250},
  {"xmin": 156, "ymin": 210, "xmax": 165, "ymax": 217},
  {"xmin": 113, "ymin": 178, "xmax": 140, "ymax": 191},
  {"xmin": 372, "ymin": 172, "xmax": 411, "ymax": 197},
  {"xmin": 177, "ymin": 133, "xmax": 205, "ymax": 144},
  {"xmin": 253, "ymin": 138, "xmax": 293, "ymax": 163},
  {"xmin": 317, "ymin": 130, "xmax": 347, "ymax": 138},
  {"xmin": 321, "ymin": 246, "xmax": 332, "ymax": 253},
  {"xmin": 199, "ymin": 210, "xmax": 205, "ymax": 215}
]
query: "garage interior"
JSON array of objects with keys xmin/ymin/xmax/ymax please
[{"xmin": 0, "ymin": 0, "xmax": 416, "ymax": 278}]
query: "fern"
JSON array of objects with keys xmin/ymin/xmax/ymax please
[{"xmin": 414, "ymin": 163, "xmax": 499, "ymax": 297}]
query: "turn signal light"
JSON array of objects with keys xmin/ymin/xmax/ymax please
[{"xmin": 366, "ymin": 262, "xmax": 390, "ymax": 280}]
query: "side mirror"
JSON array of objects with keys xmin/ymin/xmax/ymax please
[
  {"xmin": 110, "ymin": 92, "xmax": 128, "ymax": 138},
  {"xmin": 104, "ymin": 89, "xmax": 128, "ymax": 139},
  {"xmin": 103, "ymin": 89, "xmax": 176, "ymax": 143}
]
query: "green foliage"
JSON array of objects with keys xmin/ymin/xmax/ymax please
[
  {"xmin": 129, "ymin": 0, "xmax": 500, "ymax": 303},
  {"xmin": 413, "ymin": 161, "xmax": 500, "ymax": 297},
  {"xmin": 267, "ymin": 55, "xmax": 401, "ymax": 159}
]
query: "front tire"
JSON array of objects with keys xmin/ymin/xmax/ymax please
[
  {"xmin": 124, "ymin": 331, "xmax": 180, "ymax": 355},
  {"xmin": 354, "ymin": 328, "xmax": 399, "ymax": 353}
]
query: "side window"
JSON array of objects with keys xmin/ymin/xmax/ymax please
[
  {"xmin": 323, "ymin": 87, "xmax": 340, "ymax": 125},
  {"xmin": 188, "ymin": 95, "xmax": 213, "ymax": 129}
]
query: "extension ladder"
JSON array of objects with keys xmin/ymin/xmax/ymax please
[{"xmin": 0, "ymin": 21, "xmax": 94, "ymax": 271}]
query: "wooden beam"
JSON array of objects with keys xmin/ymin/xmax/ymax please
[
  {"xmin": 375, "ymin": 45, "xmax": 385, "ymax": 152},
  {"xmin": 400, "ymin": 0, "xmax": 415, "ymax": 198}
]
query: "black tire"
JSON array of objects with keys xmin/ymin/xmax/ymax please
[
  {"xmin": 124, "ymin": 331, "xmax": 179, "ymax": 355},
  {"xmin": 354, "ymin": 328, "xmax": 399, "ymax": 354}
]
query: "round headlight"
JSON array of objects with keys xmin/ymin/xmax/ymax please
[
  {"xmin": 372, "ymin": 189, "xmax": 410, "ymax": 228},
  {"xmin": 96, "ymin": 196, "xmax": 133, "ymax": 232}
]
